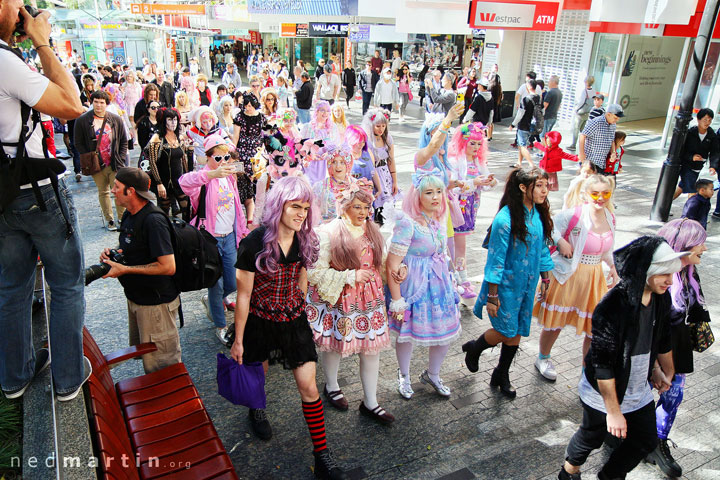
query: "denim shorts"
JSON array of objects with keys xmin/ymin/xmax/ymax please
[
  {"xmin": 678, "ymin": 166, "xmax": 701, "ymax": 193},
  {"xmin": 516, "ymin": 129, "xmax": 531, "ymax": 147}
]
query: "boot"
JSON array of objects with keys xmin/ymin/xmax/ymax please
[
  {"xmin": 558, "ymin": 465, "xmax": 582, "ymax": 480},
  {"xmin": 313, "ymin": 448, "xmax": 349, "ymax": 480},
  {"xmin": 462, "ymin": 333, "xmax": 491, "ymax": 373},
  {"xmin": 645, "ymin": 438, "xmax": 682, "ymax": 478},
  {"xmin": 489, "ymin": 344, "xmax": 518, "ymax": 399}
]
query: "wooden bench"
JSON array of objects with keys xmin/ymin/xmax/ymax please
[{"xmin": 82, "ymin": 327, "xmax": 239, "ymax": 480}]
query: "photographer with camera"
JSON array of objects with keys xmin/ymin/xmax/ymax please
[
  {"xmin": 0, "ymin": 1, "xmax": 88, "ymax": 401},
  {"xmin": 100, "ymin": 167, "xmax": 182, "ymax": 374}
]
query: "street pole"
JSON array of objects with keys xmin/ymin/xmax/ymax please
[
  {"xmin": 92, "ymin": 0, "xmax": 106, "ymax": 62},
  {"xmin": 650, "ymin": 0, "xmax": 720, "ymax": 222}
]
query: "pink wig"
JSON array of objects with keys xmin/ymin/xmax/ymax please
[
  {"xmin": 402, "ymin": 173, "xmax": 447, "ymax": 222},
  {"xmin": 448, "ymin": 122, "xmax": 488, "ymax": 166},
  {"xmin": 329, "ymin": 187, "xmax": 384, "ymax": 272},
  {"xmin": 257, "ymin": 176, "xmax": 319, "ymax": 273},
  {"xmin": 311, "ymin": 100, "xmax": 333, "ymax": 131},
  {"xmin": 344, "ymin": 125, "xmax": 368, "ymax": 153}
]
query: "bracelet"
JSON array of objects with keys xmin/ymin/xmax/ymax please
[
  {"xmin": 487, "ymin": 298, "xmax": 499, "ymax": 306},
  {"xmin": 35, "ymin": 45, "xmax": 51, "ymax": 51},
  {"xmin": 441, "ymin": 121, "xmax": 451, "ymax": 130},
  {"xmin": 541, "ymin": 278, "xmax": 550, "ymax": 284},
  {"xmin": 389, "ymin": 170, "xmax": 396, "ymax": 174},
  {"xmin": 438, "ymin": 128, "xmax": 449, "ymax": 135}
]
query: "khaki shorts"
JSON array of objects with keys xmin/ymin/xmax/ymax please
[{"xmin": 127, "ymin": 296, "xmax": 182, "ymax": 374}]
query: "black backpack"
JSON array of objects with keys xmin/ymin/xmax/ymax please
[{"xmin": 531, "ymin": 96, "xmax": 545, "ymax": 135}]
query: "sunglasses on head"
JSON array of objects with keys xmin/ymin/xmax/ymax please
[
  {"xmin": 588, "ymin": 191, "xmax": 612, "ymax": 201},
  {"xmin": 212, "ymin": 154, "xmax": 231, "ymax": 162}
]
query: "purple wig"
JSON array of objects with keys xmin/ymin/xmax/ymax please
[
  {"xmin": 657, "ymin": 218, "xmax": 707, "ymax": 310},
  {"xmin": 311, "ymin": 100, "xmax": 333, "ymax": 131},
  {"xmin": 257, "ymin": 176, "xmax": 319, "ymax": 273}
]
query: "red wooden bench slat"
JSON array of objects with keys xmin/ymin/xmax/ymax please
[
  {"xmin": 92, "ymin": 414, "xmax": 141, "ymax": 480},
  {"xmin": 123, "ymin": 385, "xmax": 199, "ymax": 420},
  {"xmin": 131, "ymin": 410, "xmax": 211, "ymax": 449},
  {"xmin": 116, "ymin": 363, "xmax": 189, "ymax": 395},
  {"xmin": 135, "ymin": 424, "xmax": 218, "ymax": 463},
  {"xmin": 126, "ymin": 397, "xmax": 206, "ymax": 433},
  {"xmin": 87, "ymin": 381, "xmax": 135, "ymax": 454},
  {"xmin": 119, "ymin": 374, "xmax": 195, "ymax": 408},
  {"xmin": 139, "ymin": 440, "xmax": 227, "ymax": 479},
  {"xmin": 153, "ymin": 454, "xmax": 239, "ymax": 480}
]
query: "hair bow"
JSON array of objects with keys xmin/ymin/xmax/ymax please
[
  {"xmin": 370, "ymin": 109, "xmax": 391, "ymax": 122},
  {"xmin": 412, "ymin": 167, "xmax": 444, "ymax": 189},
  {"xmin": 337, "ymin": 178, "xmax": 373, "ymax": 201},
  {"xmin": 460, "ymin": 123, "xmax": 486, "ymax": 139}
]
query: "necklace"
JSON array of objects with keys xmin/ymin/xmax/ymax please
[{"xmin": 420, "ymin": 212, "xmax": 441, "ymax": 253}]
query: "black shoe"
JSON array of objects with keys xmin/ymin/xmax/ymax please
[
  {"xmin": 2, "ymin": 348, "xmax": 50, "ymax": 399},
  {"xmin": 248, "ymin": 408, "xmax": 272, "ymax": 441},
  {"xmin": 712, "ymin": 211, "xmax": 720, "ymax": 219},
  {"xmin": 359, "ymin": 402, "xmax": 395, "ymax": 425},
  {"xmin": 313, "ymin": 448, "xmax": 348, "ymax": 480},
  {"xmin": 645, "ymin": 438, "xmax": 682, "ymax": 478},
  {"xmin": 558, "ymin": 466, "xmax": 582, "ymax": 480},
  {"xmin": 597, "ymin": 470, "xmax": 623, "ymax": 480},
  {"xmin": 489, "ymin": 367, "xmax": 516, "ymax": 399},
  {"xmin": 461, "ymin": 336, "xmax": 489, "ymax": 373}
]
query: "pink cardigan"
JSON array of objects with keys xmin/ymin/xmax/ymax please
[{"xmin": 179, "ymin": 167, "xmax": 249, "ymax": 247}]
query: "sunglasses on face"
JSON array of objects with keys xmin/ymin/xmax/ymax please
[
  {"xmin": 588, "ymin": 191, "xmax": 612, "ymax": 201},
  {"xmin": 212, "ymin": 154, "xmax": 231, "ymax": 162},
  {"xmin": 149, "ymin": 106, "xmax": 159, "ymax": 110},
  {"xmin": 251, "ymin": 84, "xmax": 261, "ymax": 88}
]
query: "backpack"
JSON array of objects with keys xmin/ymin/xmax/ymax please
[
  {"xmin": 576, "ymin": 89, "xmax": 593, "ymax": 115},
  {"xmin": 132, "ymin": 187, "xmax": 223, "ymax": 293},
  {"xmin": 531, "ymin": 96, "xmax": 544, "ymax": 135}
]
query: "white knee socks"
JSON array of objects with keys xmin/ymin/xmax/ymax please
[
  {"xmin": 359, "ymin": 353, "xmax": 380, "ymax": 410},
  {"xmin": 320, "ymin": 351, "xmax": 342, "ymax": 394},
  {"xmin": 395, "ymin": 341, "xmax": 414, "ymax": 377},
  {"xmin": 428, "ymin": 345, "xmax": 450, "ymax": 382}
]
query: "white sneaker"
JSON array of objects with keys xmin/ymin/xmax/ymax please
[
  {"xmin": 216, "ymin": 327, "xmax": 229, "ymax": 345},
  {"xmin": 201, "ymin": 294, "xmax": 212, "ymax": 322},
  {"xmin": 397, "ymin": 369, "xmax": 414, "ymax": 400},
  {"xmin": 535, "ymin": 357, "xmax": 557, "ymax": 381}
]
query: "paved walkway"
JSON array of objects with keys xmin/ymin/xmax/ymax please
[{"xmin": 66, "ymin": 97, "xmax": 720, "ymax": 479}]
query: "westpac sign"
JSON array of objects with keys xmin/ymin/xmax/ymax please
[{"xmin": 469, "ymin": 0, "xmax": 559, "ymax": 31}]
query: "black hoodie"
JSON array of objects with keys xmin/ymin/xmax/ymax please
[{"xmin": 583, "ymin": 235, "xmax": 673, "ymax": 404}]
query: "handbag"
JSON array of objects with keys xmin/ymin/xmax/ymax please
[
  {"xmin": 216, "ymin": 353, "xmax": 267, "ymax": 409},
  {"xmin": 690, "ymin": 321, "xmax": 714, "ymax": 352},
  {"xmin": 446, "ymin": 191, "xmax": 465, "ymax": 228},
  {"xmin": 408, "ymin": 91, "xmax": 414, "ymax": 102},
  {"xmin": 80, "ymin": 116, "xmax": 108, "ymax": 176}
]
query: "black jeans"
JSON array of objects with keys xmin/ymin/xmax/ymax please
[
  {"xmin": 362, "ymin": 91, "xmax": 373, "ymax": 115},
  {"xmin": 380, "ymin": 103, "xmax": 392, "ymax": 113},
  {"xmin": 566, "ymin": 401, "xmax": 657, "ymax": 478}
]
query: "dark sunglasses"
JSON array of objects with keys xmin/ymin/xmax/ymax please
[
  {"xmin": 149, "ymin": 106, "xmax": 159, "ymax": 110},
  {"xmin": 212, "ymin": 154, "xmax": 231, "ymax": 162}
]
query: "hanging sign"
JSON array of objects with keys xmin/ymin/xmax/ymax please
[{"xmin": 468, "ymin": 0, "xmax": 560, "ymax": 31}]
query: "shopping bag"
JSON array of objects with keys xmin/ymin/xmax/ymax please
[{"xmin": 216, "ymin": 353, "xmax": 266, "ymax": 409}]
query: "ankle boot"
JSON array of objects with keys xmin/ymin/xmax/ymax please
[
  {"xmin": 645, "ymin": 438, "xmax": 682, "ymax": 478},
  {"xmin": 462, "ymin": 333, "xmax": 491, "ymax": 373},
  {"xmin": 489, "ymin": 344, "xmax": 518, "ymax": 399}
]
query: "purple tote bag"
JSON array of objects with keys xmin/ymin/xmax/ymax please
[{"xmin": 216, "ymin": 353, "xmax": 266, "ymax": 409}]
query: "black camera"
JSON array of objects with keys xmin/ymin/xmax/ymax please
[
  {"xmin": 85, "ymin": 249, "xmax": 124, "ymax": 286},
  {"xmin": 15, "ymin": 5, "xmax": 40, "ymax": 37}
]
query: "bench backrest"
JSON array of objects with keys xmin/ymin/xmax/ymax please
[{"xmin": 83, "ymin": 328, "xmax": 141, "ymax": 480}]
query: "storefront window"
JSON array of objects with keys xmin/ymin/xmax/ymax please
[{"xmin": 588, "ymin": 33, "xmax": 622, "ymax": 97}]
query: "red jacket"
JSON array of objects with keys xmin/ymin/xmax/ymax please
[{"xmin": 534, "ymin": 131, "xmax": 577, "ymax": 173}]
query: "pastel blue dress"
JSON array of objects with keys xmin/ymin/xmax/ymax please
[
  {"xmin": 388, "ymin": 215, "xmax": 461, "ymax": 346},
  {"xmin": 474, "ymin": 205, "xmax": 554, "ymax": 337}
]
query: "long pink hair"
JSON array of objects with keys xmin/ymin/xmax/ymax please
[
  {"xmin": 329, "ymin": 189, "xmax": 384, "ymax": 271},
  {"xmin": 257, "ymin": 176, "xmax": 319, "ymax": 273},
  {"xmin": 448, "ymin": 122, "xmax": 488, "ymax": 166}
]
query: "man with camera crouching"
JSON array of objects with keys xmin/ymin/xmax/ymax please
[
  {"xmin": 0, "ymin": 1, "xmax": 88, "ymax": 401},
  {"xmin": 100, "ymin": 167, "xmax": 182, "ymax": 374}
]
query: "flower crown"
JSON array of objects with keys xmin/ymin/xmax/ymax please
[
  {"xmin": 336, "ymin": 178, "xmax": 374, "ymax": 201},
  {"xmin": 370, "ymin": 109, "xmax": 391, "ymax": 122},
  {"xmin": 460, "ymin": 122, "xmax": 486, "ymax": 139}
]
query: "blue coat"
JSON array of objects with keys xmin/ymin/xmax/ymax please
[{"xmin": 474, "ymin": 205, "xmax": 554, "ymax": 337}]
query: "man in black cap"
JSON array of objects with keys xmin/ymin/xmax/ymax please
[{"xmin": 100, "ymin": 167, "xmax": 181, "ymax": 374}]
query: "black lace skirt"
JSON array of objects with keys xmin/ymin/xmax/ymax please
[{"xmin": 236, "ymin": 311, "xmax": 318, "ymax": 370}]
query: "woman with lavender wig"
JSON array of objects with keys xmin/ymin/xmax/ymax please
[
  {"xmin": 646, "ymin": 218, "xmax": 709, "ymax": 478},
  {"xmin": 230, "ymin": 176, "xmax": 348, "ymax": 480},
  {"xmin": 300, "ymin": 100, "xmax": 339, "ymax": 184}
]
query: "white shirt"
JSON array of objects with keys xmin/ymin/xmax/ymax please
[
  {"xmin": 316, "ymin": 74, "xmax": 340, "ymax": 100},
  {"xmin": 214, "ymin": 177, "xmax": 236, "ymax": 235},
  {"xmin": 0, "ymin": 40, "xmax": 50, "ymax": 159},
  {"xmin": 516, "ymin": 83, "xmax": 542, "ymax": 99}
]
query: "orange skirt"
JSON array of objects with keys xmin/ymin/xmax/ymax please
[{"xmin": 532, "ymin": 262, "xmax": 608, "ymax": 336}]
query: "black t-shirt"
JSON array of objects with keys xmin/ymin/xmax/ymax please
[
  {"xmin": 543, "ymin": 88, "xmax": 562, "ymax": 120},
  {"xmin": 118, "ymin": 203, "xmax": 178, "ymax": 305},
  {"xmin": 235, "ymin": 226, "xmax": 300, "ymax": 272}
]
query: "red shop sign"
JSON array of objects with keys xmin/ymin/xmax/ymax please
[{"xmin": 468, "ymin": 0, "xmax": 560, "ymax": 31}]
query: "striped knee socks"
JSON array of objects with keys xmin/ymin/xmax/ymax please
[{"xmin": 302, "ymin": 397, "xmax": 327, "ymax": 452}]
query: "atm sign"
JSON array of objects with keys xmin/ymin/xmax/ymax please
[{"xmin": 468, "ymin": 0, "xmax": 560, "ymax": 31}]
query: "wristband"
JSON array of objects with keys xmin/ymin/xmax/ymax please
[
  {"xmin": 487, "ymin": 293, "xmax": 498, "ymax": 298},
  {"xmin": 35, "ymin": 45, "xmax": 51, "ymax": 51},
  {"xmin": 541, "ymin": 278, "xmax": 551, "ymax": 284},
  {"xmin": 388, "ymin": 298, "xmax": 408, "ymax": 313}
]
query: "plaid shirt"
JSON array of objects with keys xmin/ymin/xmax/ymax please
[
  {"xmin": 582, "ymin": 114, "xmax": 616, "ymax": 169},
  {"xmin": 251, "ymin": 261, "xmax": 305, "ymax": 323}
]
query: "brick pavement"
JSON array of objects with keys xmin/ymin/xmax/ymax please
[{"xmin": 64, "ymin": 99, "xmax": 720, "ymax": 479}]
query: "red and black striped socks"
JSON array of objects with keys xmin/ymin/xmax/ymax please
[{"xmin": 302, "ymin": 397, "xmax": 327, "ymax": 452}]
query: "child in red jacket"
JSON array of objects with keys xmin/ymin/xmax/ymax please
[{"xmin": 534, "ymin": 131, "xmax": 578, "ymax": 191}]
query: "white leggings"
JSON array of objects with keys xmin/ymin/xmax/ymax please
[
  {"xmin": 395, "ymin": 342, "xmax": 451, "ymax": 377},
  {"xmin": 319, "ymin": 351, "xmax": 382, "ymax": 409}
]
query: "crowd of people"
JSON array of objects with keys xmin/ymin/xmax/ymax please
[{"xmin": 1, "ymin": 9, "xmax": 716, "ymax": 480}]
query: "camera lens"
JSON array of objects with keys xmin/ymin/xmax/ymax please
[
  {"xmin": 84, "ymin": 263, "xmax": 111, "ymax": 286},
  {"xmin": 15, "ymin": 5, "xmax": 40, "ymax": 36}
]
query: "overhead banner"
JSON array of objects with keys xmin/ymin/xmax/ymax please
[
  {"xmin": 130, "ymin": 3, "xmax": 206, "ymax": 15},
  {"xmin": 280, "ymin": 23, "xmax": 309, "ymax": 38},
  {"xmin": 249, "ymin": 0, "xmax": 357, "ymax": 15},
  {"xmin": 308, "ymin": 22, "xmax": 348, "ymax": 38},
  {"xmin": 468, "ymin": 0, "xmax": 560, "ymax": 31}
]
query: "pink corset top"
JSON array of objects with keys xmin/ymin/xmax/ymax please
[{"xmin": 582, "ymin": 230, "xmax": 613, "ymax": 255}]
